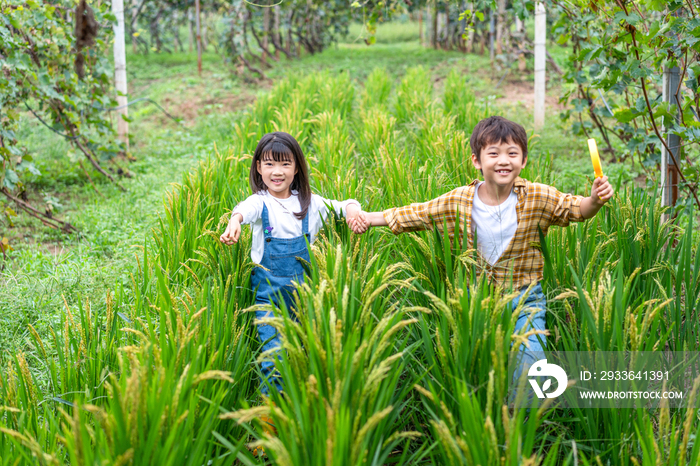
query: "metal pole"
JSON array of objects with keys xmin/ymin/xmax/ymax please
[
  {"xmin": 195, "ymin": 0, "xmax": 202, "ymax": 76},
  {"xmin": 112, "ymin": 0, "xmax": 129, "ymax": 150},
  {"xmin": 534, "ymin": 1, "xmax": 546, "ymax": 130},
  {"xmin": 661, "ymin": 65, "xmax": 681, "ymax": 218}
]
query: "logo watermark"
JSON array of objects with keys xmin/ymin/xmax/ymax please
[
  {"xmin": 509, "ymin": 352, "xmax": 700, "ymax": 408},
  {"xmin": 528, "ymin": 359, "xmax": 568, "ymax": 399}
]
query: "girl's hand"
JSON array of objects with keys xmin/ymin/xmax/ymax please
[
  {"xmin": 348, "ymin": 211, "xmax": 369, "ymax": 234},
  {"xmin": 220, "ymin": 214, "xmax": 242, "ymax": 244},
  {"xmin": 591, "ymin": 176, "xmax": 613, "ymax": 206}
]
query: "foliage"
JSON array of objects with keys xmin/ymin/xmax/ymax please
[
  {"xmin": 550, "ymin": 0, "xmax": 700, "ymax": 208},
  {"xmin": 0, "ymin": 0, "xmax": 122, "ymax": 231}
]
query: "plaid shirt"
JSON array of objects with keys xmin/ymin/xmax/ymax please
[{"xmin": 383, "ymin": 177, "xmax": 586, "ymax": 290}]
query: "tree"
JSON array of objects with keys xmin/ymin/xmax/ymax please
[{"xmin": 1, "ymin": 0, "xmax": 125, "ymax": 232}]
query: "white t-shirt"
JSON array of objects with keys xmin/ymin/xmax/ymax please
[
  {"xmin": 232, "ymin": 190, "xmax": 360, "ymax": 264},
  {"xmin": 471, "ymin": 182, "xmax": 518, "ymax": 265}
]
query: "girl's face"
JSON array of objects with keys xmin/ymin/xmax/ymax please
[{"xmin": 257, "ymin": 155, "xmax": 297, "ymax": 199}]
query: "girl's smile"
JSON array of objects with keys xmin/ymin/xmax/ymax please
[{"xmin": 257, "ymin": 157, "xmax": 297, "ymax": 199}]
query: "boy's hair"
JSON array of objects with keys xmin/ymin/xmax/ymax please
[
  {"xmin": 250, "ymin": 131, "xmax": 311, "ymax": 220},
  {"xmin": 470, "ymin": 116, "xmax": 528, "ymax": 163}
]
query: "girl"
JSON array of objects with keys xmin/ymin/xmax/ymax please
[{"xmin": 220, "ymin": 131, "xmax": 361, "ymax": 395}]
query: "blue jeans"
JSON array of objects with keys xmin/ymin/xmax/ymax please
[{"xmin": 510, "ymin": 282, "xmax": 547, "ymax": 395}]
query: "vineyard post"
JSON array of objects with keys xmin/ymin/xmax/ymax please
[
  {"xmin": 661, "ymin": 65, "xmax": 681, "ymax": 219},
  {"xmin": 195, "ymin": 0, "xmax": 202, "ymax": 75},
  {"xmin": 112, "ymin": 0, "xmax": 129, "ymax": 149},
  {"xmin": 533, "ymin": 1, "xmax": 546, "ymax": 129}
]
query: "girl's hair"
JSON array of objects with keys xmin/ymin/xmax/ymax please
[{"xmin": 249, "ymin": 132, "xmax": 311, "ymax": 220}]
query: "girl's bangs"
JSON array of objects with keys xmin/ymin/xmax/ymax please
[{"xmin": 261, "ymin": 141, "xmax": 294, "ymax": 162}]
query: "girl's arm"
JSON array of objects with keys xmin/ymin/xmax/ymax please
[
  {"xmin": 317, "ymin": 196, "xmax": 362, "ymax": 223},
  {"xmin": 220, "ymin": 195, "xmax": 263, "ymax": 245},
  {"xmin": 220, "ymin": 212, "xmax": 243, "ymax": 244}
]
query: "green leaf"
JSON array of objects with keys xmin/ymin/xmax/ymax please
[
  {"xmin": 3, "ymin": 169, "xmax": 19, "ymax": 189},
  {"xmin": 614, "ymin": 108, "xmax": 638, "ymax": 124}
]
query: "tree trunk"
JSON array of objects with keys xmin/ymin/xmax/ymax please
[
  {"xmin": 444, "ymin": 3, "xmax": 449, "ymax": 50},
  {"xmin": 150, "ymin": 7, "xmax": 163, "ymax": 52},
  {"xmin": 418, "ymin": 9, "xmax": 423, "ymax": 44},
  {"xmin": 201, "ymin": 12, "xmax": 208, "ymax": 51},
  {"xmin": 466, "ymin": 2, "xmax": 474, "ymax": 53},
  {"xmin": 130, "ymin": 0, "xmax": 138, "ymax": 53},
  {"xmin": 274, "ymin": 5, "xmax": 280, "ymax": 60},
  {"xmin": 188, "ymin": 7, "xmax": 194, "ymax": 52},
  {"xmin": 195, "ymin": 0, "xmax": 202, "ymax": 74},
  {"xmin": 262, "ymin": 5, "xmax": 270, "ymax": 64},
  {"xmin": 496, "ymin": 0, "xmax": 506, "ymax": 54},
  {"xmin": 432, "ymin": 0, "xmax": 438, "ymax": 48},
  {"xmin": 172, "ymin": 11, "xmax": 183, "ymax": 52},
  {"xmin": 287, "ymin": 8, "xmax": 294, "ymax": 56},
  {"xmin": 489, "ymin": 8, "xmax": 495, "ymax": 60},
  {"xmin": 534, "ymin": 1, "xmax": 546, "ymax": 129}
]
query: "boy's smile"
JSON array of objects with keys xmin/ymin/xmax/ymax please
[
  {"xmin": 258, "ymin": 157, "xmax": 297, "ymax": 199},
  {"xmin": 471, "ymin": 139, "xmax": 527, "ymax": 204}
]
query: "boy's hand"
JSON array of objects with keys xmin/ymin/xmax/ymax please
[
  {"xmin": 345, "ymin": 203, "xmax": 368, "ymax": 234},
  {"xmin": 220, "ymin": 214, "xmax": 242, "ymax": 245},
  {"xmin": 591, "ymin": 176, "xmax": 613, "ymax": 205},
  {"xmin": 347, "ymin": 211, "xmax": 369, "ymax": 234}
]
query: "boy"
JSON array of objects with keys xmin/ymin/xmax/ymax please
[{"xmin": 350, "ymin": 116, "xmax": 613, "ymax": 385}]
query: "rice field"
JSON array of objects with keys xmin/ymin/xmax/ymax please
[{"xmin": 1, "ymin": 68, "xmax": 700, "ymax": 465}]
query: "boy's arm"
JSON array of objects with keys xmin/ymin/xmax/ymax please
[
  {"xmin": 547, "ymin": 176, "xmax": 614, "ymax": 226},
  {"xmin": 580, "ymin": 176, "xmax": 614, "ymax": 219},
  {"xmin": 365, "ymin": 211, "xmax": 388, "ymax": 227},
  {"xmin": 349, "ymin": 187, "xmax": 466, "ymax": 235},
  {"xmin": 384, "ymin": 188, "xmax": 464, "ymax": 234}
]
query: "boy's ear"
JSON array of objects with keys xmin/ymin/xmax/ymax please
[
  {"xmin": 471, "ymin": 153, "xmax": 482, "ymax": 170},
  {"xmin": 522, "ymin": 155, "xmax": 528, "ymax": 169}
]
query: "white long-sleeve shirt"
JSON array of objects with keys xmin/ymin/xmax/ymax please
[{"xmin": 232, "ymin": 190, "xmax": 360, "ymax": 264}]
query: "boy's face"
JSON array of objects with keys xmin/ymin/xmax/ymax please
[{"xmin": 471, "ymin": 139, "xmax": 527, "ymax": 188}]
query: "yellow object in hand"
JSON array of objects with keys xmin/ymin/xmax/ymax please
[{"xmin": 587, "ymin": 139, "xmax": 604, "ymax": 178}]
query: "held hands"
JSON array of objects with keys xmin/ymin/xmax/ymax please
[
  {"xmin": 347, "ymin": 211, "xmax": 369, "ymax": 234},
  {"xmin": 220, "ymin": 213, "xmax": 242, "ymax": 245},
  {"xmin": 345, "ymin": 203, "xmax": 369, "ymax": 235},
  {"xmin": 591, "ymin": 176, "xmax": 614, "ymax": 206}
]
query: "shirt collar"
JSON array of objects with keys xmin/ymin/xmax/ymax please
[{"xmin": 468, "ymin": 177, "xmax": 526, "ymax": 191}]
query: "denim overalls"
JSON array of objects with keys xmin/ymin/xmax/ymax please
[{"xmin": 250, "ymin": 203, "xmax": 310, "ymax": 395}]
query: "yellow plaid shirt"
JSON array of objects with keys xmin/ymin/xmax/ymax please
[{"xmin": 383, "ymin": 177, "xmax": 586, "ymax": 290}]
